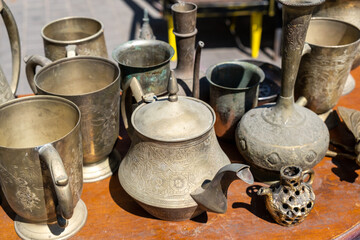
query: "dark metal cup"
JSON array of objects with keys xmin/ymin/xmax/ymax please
[
  {"xmin": 0, "ymin": 95, "xmax": 86, "ymax": 239},
  {"xmin": 206, "ymin": 61, "xmax": 264, "ymax": 141},
  {"xmin": 42, "ymin": 16, "xmax": 108, "ymax": 61},
  {"xmin": 25, "ymin": 55, "xmax": 120, "ymax": 182}
]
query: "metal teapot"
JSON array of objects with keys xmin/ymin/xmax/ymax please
[
  {"xmin": 0, "ymin": 0, "xmax": 21, "ymax": 104},
  {"xmin": 119, "ymin": 74, "xmax": 254, "ymax": 221}
]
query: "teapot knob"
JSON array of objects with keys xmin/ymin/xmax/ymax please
[{"xmin": 168, "ymin": 70, "xmax": 178, "ymax": 102}]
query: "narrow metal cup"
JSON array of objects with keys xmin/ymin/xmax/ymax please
[
  {"xmin": 42, "ymin": 16, "xmax": 108, "ymax": 61},
  {"xmin": 206, "ymin": 61, "xmax": 264, "ymax": 141},
  {"xmin": 295, "ymin": 18, "xmax": 360, "ymax": 114},
  {"xmin": 25, "ymin": 55, "xmax": 121, "ymax": 182},
  {"xmin": 0, "ymin": 95, "xmax": 86, "ymax": 239}
]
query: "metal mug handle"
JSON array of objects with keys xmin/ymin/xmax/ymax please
[
  {"xmin": 302, "ymin": 168, "xmax": 315, "ymax": 185},
  {"xmin": 65, "ymin": 44, "xmax": 77, "ymax": 58},
  {"xmin": 0, "ymin": 0, "xmax": 21, "ymax": 95},
  {"xmin": 24, "ymin": 55, "xmax": 52, "ymax": 94},
  {"xmin": 38, "ymin": 144, "xmax": 73, "ymax": 227},
  {"xmin": 121, "ymin": 77, "xmax": 144, "ymax": 131}
]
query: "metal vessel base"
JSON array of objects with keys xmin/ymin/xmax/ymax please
[
  {"xmin": 14, "ymin": 199, "xmax": 87, "ymax": 240},
  {"xmin": 83, "ymin": 149, "xmax": 121, "ymax": 183}
]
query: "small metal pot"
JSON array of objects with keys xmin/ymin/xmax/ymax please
[
  {"xmin": 112, "ymin": 39, "xmax": 174, "ymax": 96},
  {"xmin": 206, "ymin": 61, "xmax": 264, "ymax": 141},
  {"xmin": 41, "ymin": 16, "xmax": 108, "ymax": 60}
]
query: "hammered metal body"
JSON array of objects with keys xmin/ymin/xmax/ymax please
[
  {"xmin": 235, "ymin": 0, "xmax": 329, "ymax": 183},
  {"xmin": 295, "ymin": 18, "xmax": 360, "ymax": 114},
  {"xmin": 25, "ymin": 56, "xmax": 120, "ymax": 182},
  {"xmin": 259, "ymin": 166, "xmax": 315, "ymax": 226},
  {"xmin": 0, "ymin": 96, "xmax": 83, "ymax": 224},
  {"xmin": 42, "ymin": 16, "xmax": 108, "ymax": 61}
]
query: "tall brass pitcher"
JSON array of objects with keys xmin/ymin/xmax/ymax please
[{"xmin": 0, "ymin": 0, "xmax": 20, "ymax": 104}]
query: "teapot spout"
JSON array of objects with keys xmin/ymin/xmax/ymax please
[{"xmin": 190, "ymin": 163, "xmax": 254, "ymax": 214}]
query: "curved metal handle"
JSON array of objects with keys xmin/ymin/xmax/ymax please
[
  {"xmin": 0, "ymin": 0, "xmax": 21, "ymax": 95},
  {"xmin": 121, "ymin": 77, "xmax": 144, "ymax": 131},
  {"xmin": 302, "ymin": 43, "xmax": 312, "ymax": 56},
  {"xmin": 24, "ymin": 55, "xmax": 52, "ymax": 94},
  {"xmin": 65, "ymin": 44, "xmax": 77, "ymax": 58},
  {"xmin": 302, "ymin": 168, "xmax": 314, "ymax": 185},
  {"xmin": 38, "ymin": 144, "xmax": 73, "ymax": 227}
]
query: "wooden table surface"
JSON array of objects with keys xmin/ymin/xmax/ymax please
[{"xmin": 1, "ymin": 67, "xmax": 360, "ymax": 239}]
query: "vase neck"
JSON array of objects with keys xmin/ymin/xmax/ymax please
[{"xmin": 280, "ymin": 4, "xmax": 318, "ymax": 99}]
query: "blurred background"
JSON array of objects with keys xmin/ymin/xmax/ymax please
[{"xmin": 0, "ymin": 0, "xmax": 281, "ymax": 95}]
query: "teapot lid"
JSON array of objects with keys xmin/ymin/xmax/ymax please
[{"xmin": 132, "ymin": 96, "xmax": 215, "ymax": 142}]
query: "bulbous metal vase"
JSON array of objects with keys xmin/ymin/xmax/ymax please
[{"xmin": 235, "ymin": 0, "xmax": 329, "ymax": 183}]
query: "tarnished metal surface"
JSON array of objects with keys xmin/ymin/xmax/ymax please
[
  {"xmin": 206, "ymin": 61, "xmax": 263, "ymax": 141},
  {"xmin": 337, "ymin": 106, "xmax": 360, "ymax": 165},
  {"xmin": 0, "ymin": 96, "xmax": 84, "ymax": 236},
  {"xmin": 0, "ymin": 0, "xmax": 21, "ymax": 103},
  {"xmin": 138, "ymin": 9, "xmax": 155, "ymax": 40},
  {"xmin": 236, "ymin": 0, "xmax": 329, "ymax": 183},
  {"xmin": 112, "ymin": 39, "xmax": 174, "ymax": 95},
  {"xmin": 42, "ymin": 16, "xmax": 108, "ymax": 61},
  {"xmin": 172, "ymin": 2, "xmax": 199, "ymax": 93},
  {"xmin": 119, "ymin": 76, "xmax": 253, "ymax": 221},
  {"xmin": 25, "ymin": 55, "xmax": 120, "ymax": 182},
  {"xmin": 313, "ymin": 0, "xmax": 360, "ymax": 69},
  {"xmin": 295, "ymin": 18, "xmax": 360, "ymax": 114},
  {"xmin": 258, "ymin": 166, "xmax": 315, "ymax": 226}
]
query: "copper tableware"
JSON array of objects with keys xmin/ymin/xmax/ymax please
[
  {"xmin": 0, "ymin": 0, "xmax": 20, "ymax": 104},
  {"xmin": 236, "ymin": 0, "xmax": 329, "ymax": 183},
  {"xmin": 41, "ymin": 16, "xmax": 108, "ymax": 61},
  {"xmin": 25, "ymin": 55, "xmax": 121, "ymax": 182},
  {"xmin": 118, "ymin": 74, "xmax": 254, "ymax": 221},
  {"xmin": 0, "ymin": 96, "xmax": 86, "ymax": 239}
]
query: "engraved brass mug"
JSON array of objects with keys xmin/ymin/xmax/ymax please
[
  {"xmin": 41, "ymin": 16, "xmax": 108, "ymax": 61},
  {"xmin": 25, "ymin": 55, "xmax": 121, "ymax": 182},
  {"xmin": 0, "ymin": 96, "xmax": 86, "ymax": 239},
  {"xmin": 295, "ymin": 17, "xmax": 360, "ymax": 114}
]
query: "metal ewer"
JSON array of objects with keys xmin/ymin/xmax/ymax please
[
  {"xmin": 235, "ymin": 0, "xmax": 329, "ymax": 183},
  {"xmin": 171, "ymin": 2, "xmax": 198, "ymax": 90},
  {"xmin": 0, "ymin": 0, "xmax": 21, "ymax": 104}
]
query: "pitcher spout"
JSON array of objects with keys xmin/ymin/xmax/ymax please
[{"xmin": 190, "ymin": 163, "xmax": 254, "ymax": 214}]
